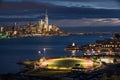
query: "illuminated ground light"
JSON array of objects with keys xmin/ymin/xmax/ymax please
[{"xmin": 39, "ymin": 57, "xmax": 95, "ymax": 70}]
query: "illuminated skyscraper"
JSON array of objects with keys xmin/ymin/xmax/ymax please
[
  {"xmin": 43, "ymin": 10, "xmax": 49, "ymax": 32},
  {"xmin": 45, "ymin": 10, "xmax": 48, "ymax": 26},
  {"xmin": 37, "ymin": 10, "xmax": 61, "ymax": 34},
  {"xmin": 38, "ymin": 19, "xmax": 44, "ymax": 33}
]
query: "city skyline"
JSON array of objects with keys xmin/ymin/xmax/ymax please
[
  {"xmin": 0, "ymin": 0, "xmax": 120, "ymax": 27},
  {"xmin": 0, "ymin": 1, "xmax": 120, "ymax": 79}
]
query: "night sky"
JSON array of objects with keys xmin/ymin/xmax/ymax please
[{"xmin": 0, "ymin": 0, "xmax": 120, "ymax": 27}]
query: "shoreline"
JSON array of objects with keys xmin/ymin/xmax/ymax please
[{"xmin": 1, "ymin": 61, "xmax": 120, "ymax": 80}]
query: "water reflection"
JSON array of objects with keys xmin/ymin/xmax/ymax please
[{"xmin": 65, "ymin": 50, "xmax": 81, "ymax": 57}]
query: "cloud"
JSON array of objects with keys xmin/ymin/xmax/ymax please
[
  {"xmin": 1, "ymin": 18, "xmax": 120, "ymax": 27},
  {"xmin": 57, "ymin": 0, "xmax": 116, "ymax": 2},
  {"xmin": 36, "ymin": 0, "xmax": 120, "ymax": 9},
  {"xmin": 1, "ymin": 0, "xmax": 120, "ymax": 9},
  {"xmin": 50, "ymin": 18, "xmax": 120, "ymax": 27},
  {"xmin": 0, "ymin": 1, "xmax": 120, "ymax": 27},
  {"xmin": 0, "ymin": 6, "xmax": 120, "ymax": 20},
  {"xmin": 0, "ymin": 0, "xmax": 120, "ymax": 28},
  {"xmin": 0, "ymin": 2, "xmax": 58, "ymax": 10}
]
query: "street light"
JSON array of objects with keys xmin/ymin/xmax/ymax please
[
  {"xmin": 38, "ymin": 48, "xmax": 46, "ymax": 58},
  {"xmin": 38, "ymin": 48, "xmax": 46, "ymax": 62},
  {"xmin": 38, "ymin": 50, "xmax": 41, "ymax": 54},
  {"xmin": 43, "ymin": 48, "xmax": 46, "ymax": 58}
]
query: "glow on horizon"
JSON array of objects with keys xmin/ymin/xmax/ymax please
[
  {"xmin": 0, "ymin": 17, "xmax": 120, "ymax": 27},
  {"xmin": 50, "ymin": 18, "xmax": 120, "ymax": 27}
]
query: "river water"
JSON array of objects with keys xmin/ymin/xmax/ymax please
[{"xmin": 0, "ymin": 34, "xmax": 112, "ymax": 74}]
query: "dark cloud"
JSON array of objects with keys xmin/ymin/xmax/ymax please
[
  {"xmin": 0, "ymin": 6, "xmax": 120, "ymax": 21},
  {"xmin": 0, "ymin": 1, "xmax": 120, "ymax": 22},
  {"xmin": 116, "ymin": 0, "xmax": 120, "ymax": 3},
  {"xmin": 56, "ymin": 0, "xmax": 105, "ymax": 2},
  {"xmin": 1, "ymin": 0, "xmax": 120, "ymax": 3},
  {"xmin": 50, "ymin": 18, "xmax": 120, "ymax": 27},
  {"xmin": 1, "ymin": 0, "xmax": 120, "ymax": 9},
  {"xmin": 0, "ymin": 2, "xmax": 57, "ymax": 10},
  {"xmin": 56, "ymin": 0, "xmax": 119, "ymax": 2},
  {"xmin": 0, "ymin": 0, "xmax": 120, "ymax": 27}
]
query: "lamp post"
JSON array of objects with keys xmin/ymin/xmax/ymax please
[
  {"xmin": 43, "ymin": 48, "xmax": 46, "ymax": 58},
  {"xmin": 38, "ymin": 50, "xmax": 41, "ymax": 54},
  {"xmin": 38, "ymin": 48, "xmax": 46, "ymax": 58},
  {"xmin": 38, "ymin": 48, "xmax": 46, "ymax": 62}
]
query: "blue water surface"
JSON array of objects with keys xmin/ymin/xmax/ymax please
[{"xmin": 0, "ymin": 34, "xmax": 112, "ymax": 74}]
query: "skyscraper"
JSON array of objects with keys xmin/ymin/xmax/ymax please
[
  {"xmin": 37, "ymin": 10, "xmax": 49, "ymax": 33},
  {"xmin": 45, "ymin": 10, "xmax": 48, "ymax": 26},
  {"xmin": 38, "ymin": 19, "xmax": 43, "ymax": 33},
  {"xmin": 43, "ymin": 10, "xmax": 49, "ymax": 32}
]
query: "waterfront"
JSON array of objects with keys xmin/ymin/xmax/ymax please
[{"xmin": 0, "ymin": 34, "xmax": 112, "ymax": 74}]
